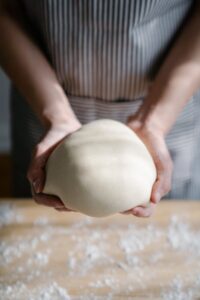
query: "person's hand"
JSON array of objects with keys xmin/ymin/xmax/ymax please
[
  {"xmin": 27, "ymin": 120, "xmax": 81, "ymax": 211},
  {"xmin": 123, "ymin": 115, "xmax": 173, "ymax": 218}
]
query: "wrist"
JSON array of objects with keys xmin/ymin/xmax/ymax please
[
  {"xmin": 131, "ymin": 76, "xmax": 190, "ymax": 136},
  {"xmin": 48, "ymin": 117, "xmax": 81, "ymax": 133},
  {"xmin": 41, "ymin": 95, "xmax": 81, "ymax": 131},
  {"xmin": 128, "ymin": 106, "xmax": 167, "ymax": 137},
  {"xmin": 42, "ymin": 104, "xmax": 81, "ymax": 133}
]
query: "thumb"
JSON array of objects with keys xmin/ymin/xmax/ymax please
[
  {"xmin": 150, "ymin": 150, "xmax": 173, "ymax": 203},
  {"xmin": 27, "ymin": 142, "xmax": 50, "ymax": 193},
  {"xmin": 27, "ymin": 123, "xmax": 80, "ymax": 194}
]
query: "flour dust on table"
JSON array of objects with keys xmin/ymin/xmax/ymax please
[{"xmin": 0, "ymin": 202, "xmax": 200, "ymax": 299}]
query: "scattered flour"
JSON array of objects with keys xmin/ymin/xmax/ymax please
[
  {"xmin": 0, "ymin": 232, "xmax": 51, "ymax": 265},
  {"xmin": 67, "ymin": 243, "xmax": 109, "ymax": 276},
  {"xmin": 89, "ymin": 276, "xmax": 117, "ymax": 288},
  {"xmin": 1, "ymin": 204, "xmax": 200, "ymax": 299},
  {"xmin": 149, "ymin": 251, "xmax": 164, "ymax": 263},
  {"xmin": 119, "ymin": 224, "xmax": 162, "ymax": 254},
  {"xmin": 30, "ymin": 282, "xmax": 70, "ymax": 300},
  {"xmin": 0, "ymin": 203, "xmax": 23, "ymax": 227},
  {"xmin": 161, "ymin": 276, "xmax": 198, "ymax": 300},
  {"xmin": 167, "ymin": 215, "xmax": 200, "ymax": 254},
  {"xmin": 27, "ymin": 250, "xmax": 51, "ymax": 266},
  {"xmin": 0, "ymin": 282, "xmax": 70, "ymax": 300},
  {"xmin": 34, "ymin": 217, "xmax": 49, "ymax": 226}
]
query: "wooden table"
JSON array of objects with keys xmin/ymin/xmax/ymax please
[{"xmin": 0, "ymin": 199, "xmax": 200, "ymax": 300}]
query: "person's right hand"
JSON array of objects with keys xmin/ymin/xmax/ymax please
[{"xmin": 27, "ymin": 120, "xmax": 81, "ymax": 211}]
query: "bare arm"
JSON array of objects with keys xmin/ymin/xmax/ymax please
[
  {"xmin": 127, "ymin": 2, "xmax": 200, "ymax": 217},
  {"xmin": 0, "ymin": 1, "xmax": 80, "ymax": 209},
  {"xmin": 0, "ymin": 0, "xmax": 79, "ymax": 129},
  {"xmin": 131, "ymin": 2, "xmax": 200, "ymax": 135}
]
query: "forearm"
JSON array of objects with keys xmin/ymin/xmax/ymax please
[
  {"xmin": 135, "ymin": 4, "xmax": 200, "ymax": 135},
  {"xmin": 0, "ymin": 2, "xmax": 78, "ymax": 129}
]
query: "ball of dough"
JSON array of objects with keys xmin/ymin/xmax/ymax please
[{"xmin": 43, "ymin": 119, "xmax": 156, "ymax": 217}]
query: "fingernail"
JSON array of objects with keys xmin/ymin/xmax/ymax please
[{"xmin": 33, "ymin": 179, "xmax": 40, "ymax": 193}]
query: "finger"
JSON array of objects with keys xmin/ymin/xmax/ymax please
[
  {"xmin": 151, "ymin": 160, "xmax": 173, "ymax": 203},
  {"xmin": 121, "ymin": 210, "xmax": 132, "ymax": 215},
  {"xmin": 120, "ymin": 202, "xmax": 152, "ymax": 215},
  {"xmin": 121, "ymin": 201, "xmax": 152, "ymax": 214},
  {"xmin": 27, "ymin": 129, "xmax": 63, "ymax": 191},
  {"xmin": 150, "ymin": 180, "xmax": 162, "ymax": 203},
  {"xmin": 131, "ymin": 203, "xmax": 156, "ymax": 217},
  {"xmin": 31, "ymin": 185, "xmax": 67, "ymax": 209},
  {"xmin": 151, "ymin": 145, "xmax": 173, "ymax": 203},
  {"xmin": 27, "ymin": 126, "xmax": 79, "ymax": 194},
  {"xmin": 31, "ymin": 170, "xmax": 45, "ymax": 194},
  {"xmin": 131, "ymin": 208, "xmax": 153, "ymax": 218},
  {"xmin": 54, "ymin": 207, "xmax": 74, "ymax": 212},
  {"xmin": 27, "ymin": 145, "xmax": 51, "ymax": 193},
  {"xmin": 32, "ymin": 189, "xmax": 65, "ymax": 208},
  {"xmin": 34, "ymin": 195, "xmax": 65, "ymax": 208}
]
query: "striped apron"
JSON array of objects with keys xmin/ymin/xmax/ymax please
[{"xmin": 11, "ymin": 0, "xmax": 200, "ymax": 199}]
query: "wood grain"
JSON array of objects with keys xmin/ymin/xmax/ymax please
[{"xmin": 0, "ymin": 199, "xmax": 200, "ymax": 299}]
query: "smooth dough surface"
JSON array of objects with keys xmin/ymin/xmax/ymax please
[{"xmin": 44, "ymin": 119, "xmax": 156, "ymax": 217}]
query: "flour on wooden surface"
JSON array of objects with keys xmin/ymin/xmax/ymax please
[
  {"xmin": 0, "ymin": 282, "xmax": 70, "ymax": 300},
  {"xmin": 167, "ymin": 215, "xmax": 200, "ymax": 253},
  {"xmin": 0, "ymin": 203, "xmax": 23, "ymax": 227},
  {"xmin": 161, "ymin": 276, "xmax": 197, "ymax": 300},
  {"xmin": 0, "ymin": 202, "xmax": 200, "ymax": 299}
]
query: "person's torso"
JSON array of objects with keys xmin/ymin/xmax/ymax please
[{"xmin": 22, "ymin": 0, "xmax": 193, "ymax": 100}]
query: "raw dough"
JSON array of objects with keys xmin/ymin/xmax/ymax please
[{"xmin": 43, "ymin": 119, "xmax": 156, "ymax": 217}]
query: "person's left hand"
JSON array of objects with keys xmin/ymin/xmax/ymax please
[{"xmin": 122, "ymin": 114, "xmax": 173, "ymax": 217}]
